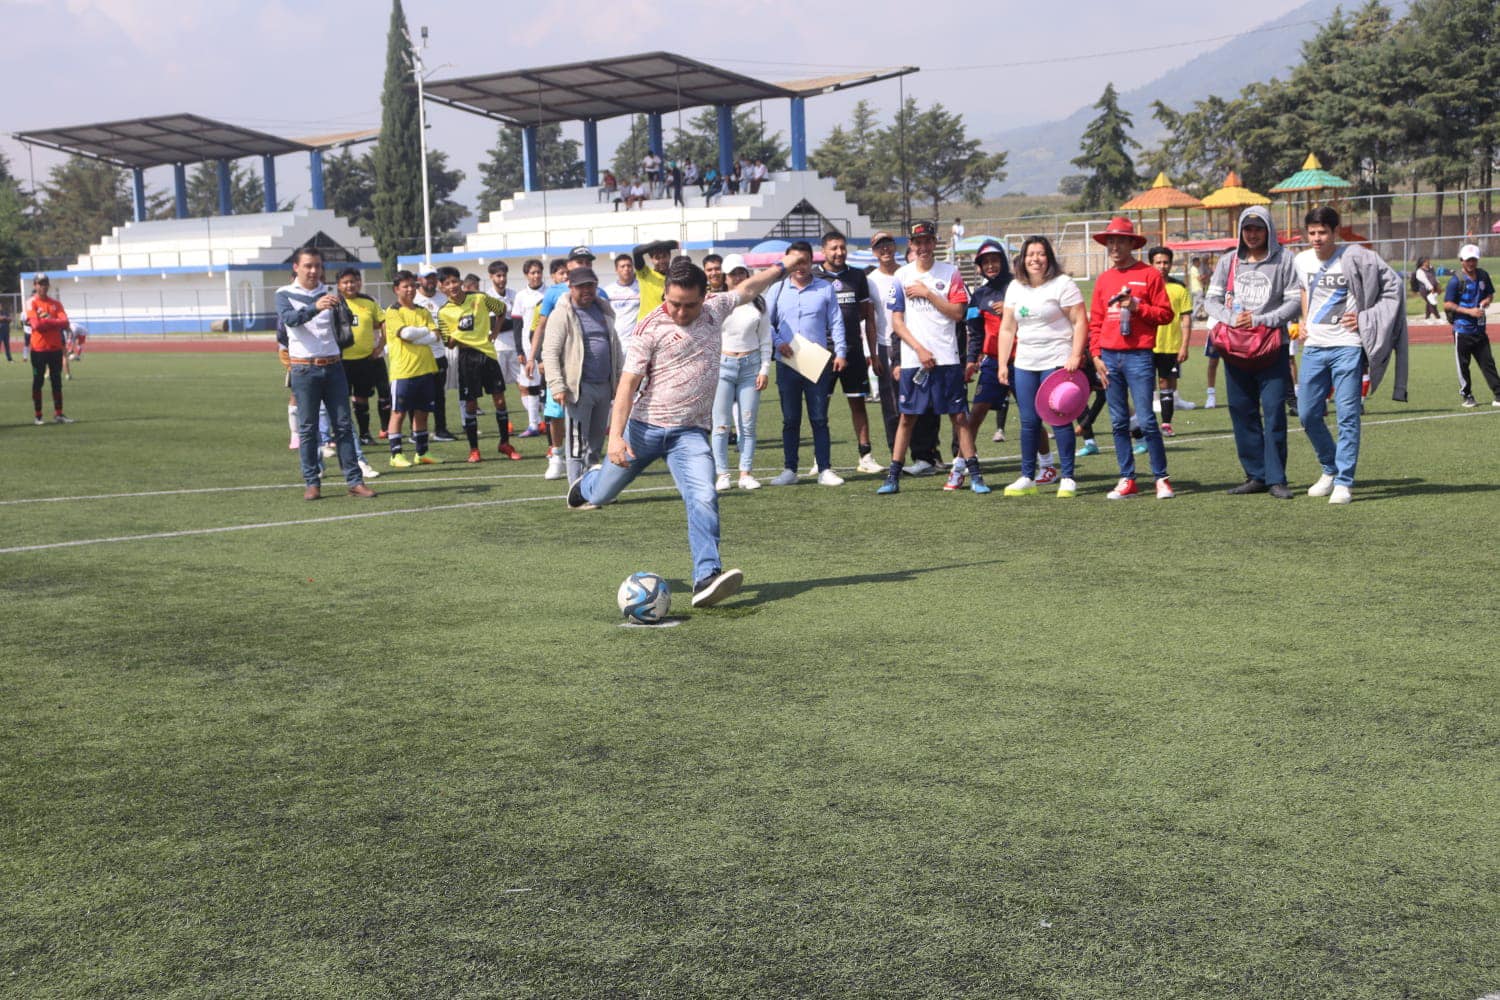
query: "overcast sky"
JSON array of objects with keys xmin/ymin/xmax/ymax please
[{"xmin": 4, "ymin": 0, "xmax": 1310, "ymax": 212}]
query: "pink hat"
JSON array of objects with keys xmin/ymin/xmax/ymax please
[
  {"xmin": 1092, "ymin": 216, "xmax": 1149, "ymax": 249},
  {"xmin": 1036, "ymin": 368, "xmax": 1090, "ymax": 427}
]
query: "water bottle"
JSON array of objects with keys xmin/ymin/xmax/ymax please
[
  {"xmin": 914, "ymin": 367, "xmax": 930, "ymax": 386},
  {"xmin": 1118, "ymin": 293, "xmax": 1132, "ymax": 337}
]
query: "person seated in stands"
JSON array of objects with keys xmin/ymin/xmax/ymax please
[
  {"xmin": 624, "ymin": 177, "xmax": 648, "ymax": 211},
  {"xmin": 683, "ymin": 159, "xmax": 699, "ymax": 191},
  {"xmin": 726, "ymin": 161, "xmax": 741, "ymax": 195},
  {"xmin": 704, "ymin": 167, "xmax": 723, "ymax": 207}
]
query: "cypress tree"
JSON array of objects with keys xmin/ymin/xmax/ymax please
[
  {"xmin": 1071, "ymin": 83, "xmax": 1139, "ymax": 212},
  {"xmin": 371, "ymin": 0, "xmax": 423, "ymax": 272}
]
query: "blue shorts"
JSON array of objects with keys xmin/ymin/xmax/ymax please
[
  {"xmin": 971, "ymin": 357, "xmax": 1007, "ymax": 407},
  {"xmin": 1203, "ymin": 339, "xmax": 1220, "ymax": 360},
  {"xmin": 898, "ymin": 363, "xmax": 968, "ymax": 416},
  {"xmin": 392, "ymin": 376, "xmax": 435, "ymax": 413}
]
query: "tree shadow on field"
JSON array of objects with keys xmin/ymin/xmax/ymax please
[{"xmin": 731, "ymin": 558, "xmax": 1004, "ymax": 607}]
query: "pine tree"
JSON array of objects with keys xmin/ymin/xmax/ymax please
[
  {"xmin": 477, "ymin": 123, "xmax": 583, "ymax": 216},
  {"xmin": 183, "ymin": 161, "xmax": 280, "ymax": 217},
  {"xmin": 32, "ymin": 157, "xmax": 131, "ymax": 267},
  {"xmin": 371, "ymin": 0, "xmax": 424, "ymax": 271},
  {"xmin": 1071, "ymin": 83, "xmax": 1139, "ymax": 211},
  {"xmin": 323, "ymin": 148, "xmax": 376, "ymax": 233},
  {"xmin": 609, "ymin": 115, "xmax": 653, "ymax": 184},
  {"xmin": 811, "ymin": 100, "xmax": 896, "ymax": 221},
  {"xmin": 0, "ymin": 152, "xmax": 33, "ymax": 293},
  {"xmin": 424, "ymin": 149, "xmax": 467, "ymax": 251},
  {"xmin": 905, "ymin": 102, "xmax": 1007, "ymax": 222},
  {"xmin": 664, "ymin": 108, "xmax": 788, "ymax": 173}
]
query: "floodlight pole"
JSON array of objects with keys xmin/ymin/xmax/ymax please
[{"xmin": 409, "ymin": 25, "xmax": 434, "ymax": 266}]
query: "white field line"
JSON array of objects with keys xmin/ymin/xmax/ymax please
[
  {"xmin": 0, "ymin": 486, "xmax": 681, "ymax": 555},
  {"xmin": 0, "ymin": 408, "xmax": 1494, "ymax": 557},
  {"xmin": 1, "ymin": 407, "xmax": 1494, "ymax": 510}
]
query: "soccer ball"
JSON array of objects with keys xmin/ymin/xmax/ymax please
[{"xmin": 618, "ymin": 572, "xmax": 670, "ymax": 624}]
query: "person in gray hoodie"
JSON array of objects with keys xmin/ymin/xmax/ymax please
[{"xmin": 1205, "ymin": 205, "xmax": 1302, "ymax": 499}]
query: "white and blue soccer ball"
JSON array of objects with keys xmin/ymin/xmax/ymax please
[{"xmin": 618, "ymin": 572, "xmax": 671, "ymax": 624}]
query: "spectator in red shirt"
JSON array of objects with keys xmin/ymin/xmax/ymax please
[
  {"xmin": 25, "ymin": 275, "xmax": 74, "ymax": 425},
  {"xmin": 1087, "ymin": 218, "xmax": 1173, "ymax": 498}
]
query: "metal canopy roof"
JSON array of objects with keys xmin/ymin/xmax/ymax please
[
  {"xmin": 774, "ymin": 67, "xmax": 919, "ymax": 97},
  {"xmin": 423, "ymin": 51, "xmax": 798, "ymax": 126},
  {"xmin": 12, "ymin": 114, "xmax": 312, "ymax": 169}
]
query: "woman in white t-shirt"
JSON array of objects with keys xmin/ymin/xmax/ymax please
[
  {"xmin": 711, "ymin": 255, "xmax": 772, "ymax": 491},
  {"xmin": 995, "ymin": 236, "xmax": 1089, "ymax": 497}
]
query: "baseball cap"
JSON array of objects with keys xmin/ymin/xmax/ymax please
[
  {"xmin": 974, "ymin": 239, "xmax": 1006, "ymax": 260},
  {"xmin": 1459, "ymin": 243, "xmax": 1481, "ymax": 261},
  {"xmin": 568, "ymin": 245, "xmax": 596, "ymax": 261},
  {"xmin": 567, "ymin": 266, "xmax": 599, "ymax": 286},
  {"xmin": 721, "ymin": 253, "xmax": 749, "ymax": 274},
  {"xmin": 416, "ymin": 264, "xmax": 437, "ymax": 277},
  {"xmin": 909, "ymin": 220, "xmax": 936, "ymax": 239},
  {"xmin": 870, "ymin": 230, "xmax": 895, "ymax": 247}
]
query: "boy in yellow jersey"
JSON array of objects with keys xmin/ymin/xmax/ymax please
[
  {"xmin": 1148, "ymin": 246, "xmax": 1195, "ymax": 436},
  {"xmin": 631, "ymin": 239, "xmax": 676, "ymax": 322},
  {"xmin": 383, "ymin": 270, "xmax": 443, "ymax": 467},
  {"xmin": 335, "ymin": 268, "xmax": 392, "ymax": 445},
  {"xmin": 436, "ymin": 266, "xmax": 519, "ymax": 463}
]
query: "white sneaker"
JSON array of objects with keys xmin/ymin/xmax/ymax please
[
  {"xmin": 1307, "ymin": 473, "xmax": 1335, "ymax": 498},
  {"xmin": 856, "ymin": 454, "xmax": 884, "ymax": 474},
  {"xmin": 1203, "ymin": 389, "xmax": 1217, "ymax": 409},
  {"xmin": 770, "ymin": 468, "xmax": 799, "ymax": 486},
  {"xmin": 544, "ymin": 453, "xmax": 566, "ymax": 480},
  {"xmin": 992, "ymin": 428, "xmax": 1006, "ymax": 442},
  {"xmin": 1493, "ymin": 401, "xmax": 1500, "ymax": 408},
  {"xmin": 906, "ymin": 459, "xmax": 935, "ymax": 477},
  {"xmin": 738, "ymin": 473, "xmax": 762, "ymax": 490},
  {"xmin": 1056, "ymin": 477, "xmax": 1078, "ymax": 498},
  {"xmin": 1174, "ymin": 395, "xmax": 1198, "ymax": 410},
  {"xmin": 817, "ymin": 468, "xmax": 845, "ymax": 486},
  {"xmin": 715, "ymin": 473, "xmax": 731, "ymax": 492},
  {"xmin": 320, "ymin": 444, "xmax": 337, "ymax": 459},
  {"xmin": 1329, "ymin": 485, "xmax": 1352, "ymax": 505},
  {"xmin": 358, "ymin": 459, "xmax": 381, "ymax": 480}
]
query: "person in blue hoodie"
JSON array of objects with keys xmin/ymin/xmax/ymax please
[{"xmin": 1204, "ymin": 205, "xmax": 1302, "ymax": 499}]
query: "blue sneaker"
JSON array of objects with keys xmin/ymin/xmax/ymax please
[
  {"xmin": 1133, "ymin": 442, "xmax": 1148, "ymax": 455},
  {"xmin": 1078, "ymin": 440, "xmax": 1100, "ymax": 456},
  {"xmin": 970, "ymin": 474, "xmax": 991, "ymax": 495},
  {"xmin": 876, "ymin": 475, "xmax": 900, "ymax": 495}
]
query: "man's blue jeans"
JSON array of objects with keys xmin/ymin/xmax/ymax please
[
  {"xmin": 1013, "ymin": 365, "xmax": 1076, "ymax": 479},
  {"xmin": 1101, "ymin": 348, "xmax": 1167, "ymax": 480},
  {"xmin": 1298, "ymin": 344, "xmax": 1364, "ymax": 487},
  {"xmin": 776, "ymin": 361, "xmax": 834, "ymax": 472},
  {"xmin": 290, "ymin": 362, "xmax": 361, "ymax": 487},
  {"xmin": 1224, "ymin": 346, "xmax": 1291, "ymax": 486},
  {"xmin": 580, "ymin": 419, "xmax": 722, "ymax": 584}
]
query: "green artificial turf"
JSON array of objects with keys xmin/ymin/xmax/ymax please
[{"xmin": 0, "ymin": 348, "xmax": 1496, "ymax": 998}]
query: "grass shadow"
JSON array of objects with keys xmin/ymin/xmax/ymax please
[{"xmin": 720, "ymin": 559, "xmax": 1005, "ymax": 608}]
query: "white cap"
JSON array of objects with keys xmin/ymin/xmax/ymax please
[
  {"xmin": 721, "ymin": 253, "xmax": 749, "ymax": 274},
  {"xmin": 417, "ymin": 264, "xmax": 438, "ymax": 277},
  {"xmin": 1459, "ymin": 244, "xmax": 1481, "ymax": 261}
]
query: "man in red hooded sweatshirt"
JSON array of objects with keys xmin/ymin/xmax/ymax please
[
  {"xmin": 1088, "ymin": 218, "xmax": 1173, "ymax": 498},
  {"xmin": 25, "ymin": 275, "xmax": 73, "ymax": 425}
]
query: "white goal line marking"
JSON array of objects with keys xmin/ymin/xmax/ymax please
[{"xmin": 0, "ymin": 486, "xmax": 681, "ymax": 555}]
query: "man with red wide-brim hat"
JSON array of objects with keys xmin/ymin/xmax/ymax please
[{"xmin": 1087, "ymin": 217, "xmax": 1177, "ymax": 499}]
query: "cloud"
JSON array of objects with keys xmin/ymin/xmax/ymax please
[{"xmin": 60, "ymin": 0, "xmax": 212, "ymax": 50}]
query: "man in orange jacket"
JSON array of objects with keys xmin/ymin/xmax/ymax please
[{"xmin": 25, "ymin": 275, "xmax": 74, "ymax": 425}]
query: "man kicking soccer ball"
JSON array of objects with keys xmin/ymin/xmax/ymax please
[{"xmin": 568, "ymin": 255, "xmax": 792, "ymax": 608}]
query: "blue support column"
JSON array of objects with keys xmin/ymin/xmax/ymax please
[
  {"xmin": 216, "ymin": 159, "xmax": 233, "ymax": 215},
  {"xmin": 790, "ymin": 97, "xmax": 807, "ymax": 171},
  {"xmin": 173, "ymin": 163, "xmax": 188, "ymax": 218},
  {"xmin": 583, "ymin": 120, "xmax": 599, "ymax": 187},
  {"xmin": 717, "ymin": 105, "xmax": 735, "ymax": 180},
  {"xmin": 647, "ymin": 113, "xmax": 664, "ymax": 158},
  {"xmin": 308, "ymin": 150, "xmax": 326, "ymax": 210},
  {"xmin": 262, "ymin": 154, "xmax": 277, "ymax": 213},
  {"xmin": 131, "ymin": 168, "xmax": 146, "ymax": 223},
  {"xmin": 522, "ymin": 126, "xmax": 540, "ymax": 192}
]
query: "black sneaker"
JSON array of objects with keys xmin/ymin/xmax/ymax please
[
  {"xmin": 1226, "ymin": 478, "xmax": 1267, "ymax": 495},
  {"xmin": 1268, "ymin": 483, "xmax": 1293, "ymax": 500},
  {"xmin": 432, "ymin": 431, "xmax": 458, "ymax": 443},
  {"xmin": 691, "ymin": 568, "xmax": 743, "ymax": 608},
  {"xmin": 566, "ymin": 475, "xmax": 594, "ymax": 510},
  {"xmin": 358, "ymin": 433, "xmax": 375, "ymax": 446}
]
